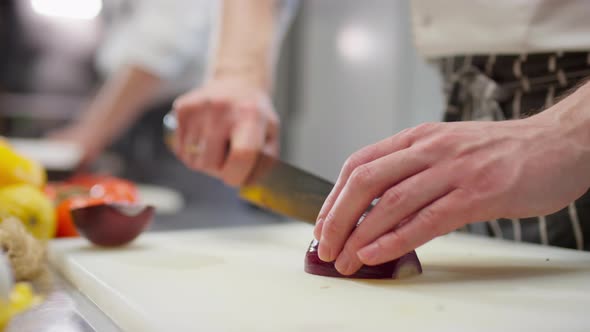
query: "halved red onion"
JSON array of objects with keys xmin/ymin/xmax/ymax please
[
  {"xmin": 71, "ymin": 203, "xmax": 154, "ymax": 247},
  {"xmin": 304, "ymin": 239, "xmax": 422, "ymax": 279}
]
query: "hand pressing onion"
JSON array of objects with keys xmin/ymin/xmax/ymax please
[{"xmin": 304, "ymin": 239, "xmax": 422, "ymax": 279}]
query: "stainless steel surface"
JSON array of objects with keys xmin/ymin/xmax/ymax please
[
  {"xmin": 0, "ymin": 253, "xmax": 13, "ymax": 302},
  {"xmin": 283, "ymin": 0, "xmax": 443, "ymax": 181},
  {"xmin": 6, "ymin": 268, "xmax": 120, "ymax": 332},
  {"xmin": 7, "ymin": 291, "xmax": 93, "ymax": 332},
  {"xmin": 163, "ymin": 110, "xmax": 334, "ymax": 223}
]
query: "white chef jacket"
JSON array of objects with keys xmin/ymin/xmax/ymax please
[
  {"xmin": 411, "ymin": 0, "xmax": 590, "ymax": 58},
  {"xmin": 96, "ymin": 0, "xmax": 298, "ymax": 102},
  {"xmin": 96, "ymin": 0, "xmax": 216, "ymax": 100}
]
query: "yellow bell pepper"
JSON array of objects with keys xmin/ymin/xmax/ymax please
[{"xmin": 0, "ymin": 139, "xmax": 46, "ymax": 189}]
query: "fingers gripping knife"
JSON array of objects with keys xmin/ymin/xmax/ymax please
[{"xmin": 162, "ymin": 110, "xmax": 334, "ymax": 224}]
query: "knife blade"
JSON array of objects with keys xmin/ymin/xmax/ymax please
[
  {"xmin": 238, "ymin": 153, "xmax": 333, "ymax": 223},
  {"xmin": 163, "ymin": 111, "xmax": 333, "ymax": 223}
]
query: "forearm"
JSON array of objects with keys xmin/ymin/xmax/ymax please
[
  {"xmin": 537, "ymin": 80, "xmax": 590, "ymax": 182},
  {"xmin": 77, "ymin": 65, "xmax": 161, "ymax": 148},
  {"xmin": 209, "ymin": 0, "xmax": 278, "ymax": 91},
  {"xmin": 548, "ymin": 81, "xmax": 590, "ymax": 147}
]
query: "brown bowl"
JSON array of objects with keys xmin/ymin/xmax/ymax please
[{"xmin": 71, "ymin": 203, "xmax": 154, "ymax": 247}]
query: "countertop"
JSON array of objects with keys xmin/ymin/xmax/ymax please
[
  {"xmin": 10, "ymin": 169, "xmax": 286, "ymax": 332},
  {"xmin": 49, "ymin": 220, "xmax": 590, "ymax": 332}
]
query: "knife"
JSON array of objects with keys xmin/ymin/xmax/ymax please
[{"xmin": 163, "ymin": 111, "xmax": 334, "ymax": 224}]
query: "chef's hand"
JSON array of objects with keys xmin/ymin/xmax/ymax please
[
  {"xmin": 49, "ymin": 65, "xmax": 162, "ymax": 168},
  {"xmin": 48, "ymin": 124, "xmax": 104, "ymax": 168},
  {"xmin": 314, "ymin": 90, "xmax": 590, "ymax": 275},
  {"xmin": 173, "ymin": 76, "xmax": 280, "ymax": 186}
]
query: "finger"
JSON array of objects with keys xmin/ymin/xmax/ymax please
[
  {"xmin": 334, "ymin": 167, "xmax": 453, "ymax": 275},
  {"xmin": 199, "ymin": 111, "xmax": 231, "ymax": 174},
  {"xmin": 176, "ymin": 97, "xmax": 206, "ymax": 162},
  {"xmin": 313, "ymin": 147, "xmax": 429, "ymax": 241},
  {"xmin": 357, "ymin": 188, "xmax": 469, "ymax": 266},
  {"xmin": 221, "ymin": 113, "xmax": 267, "ymax": 186},
  {"xmin": 316, "ymin": 123, "xmax": 441, "ymax": 227},
  {"xmin": 315, "ymin": 128, "xmax": 415, "ymax": 230},
  {"xmin": 173, "ymin": 90, "xmax": 207, "ymax": 110},
  {"xmin": 264, "ymin": 114, "xmax": 280, "ymax": 156},
  {"xmin": 259, "ymin": 116, "xmax": 280, "ymax": 160},
  {"xmin": 183, "ymin": 114, "xmax": 205, "ymax": 170},
  {"xmin": 175, "ymin": 94, "xmax": 202, "ymax": 155},
  {"xmin": 316, "ymin": 148, "xmax": 431, "ymax": 262}
]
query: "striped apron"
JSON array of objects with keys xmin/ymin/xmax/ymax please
[{"xmin": 439, "ymin": 52, "xmax": 590, "ymax": 251}]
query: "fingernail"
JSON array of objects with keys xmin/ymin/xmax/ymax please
[
  {"xmin": 318, "ymin": 239, "xmax": 333, "ymax": 262},
  {"xmin": 357, "ymin": 243, "xmax": 379, "ymax": 264},
  {"xmin": 335, "ymin": 251, "xmax": 351, "ymax": 275}
]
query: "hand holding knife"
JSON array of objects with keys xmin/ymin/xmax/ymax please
[{"xmin": 163, "ymin": 110, "xmax": 334, "ymax": 224}]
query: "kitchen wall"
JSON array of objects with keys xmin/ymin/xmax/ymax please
[{"xmin": 279, "ymin": 0, "xmax": 444, "ymax": 181}]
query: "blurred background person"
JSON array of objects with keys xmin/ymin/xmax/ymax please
[
  {"xmin": 49, "ymin": 0, "xmax": 216, "ymax": 168},
  {"xmin": 0, "ymin": 0, "xmax": 300, "ymax": 228}
]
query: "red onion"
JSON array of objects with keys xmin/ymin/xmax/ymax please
[
  {"xmin": 304, "ymin": 239, "xmax": 422, "ymax": 279},
  {"xmin": 71, "ymin": 203, "xmax": 154, "ymax": 247}
]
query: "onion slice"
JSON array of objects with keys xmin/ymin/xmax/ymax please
[{"xmin": 304, "ymin": 239, "xmax": 422, "ymax": 279}]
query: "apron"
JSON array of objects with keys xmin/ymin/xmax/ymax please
[{"xmin": 439, "ymin": 52, "xmax": 590, "ymax": 251}]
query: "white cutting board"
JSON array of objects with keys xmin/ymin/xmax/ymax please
[{"xmin": 49, "ymin": 223, "xmax": 590, "ymax": 332}]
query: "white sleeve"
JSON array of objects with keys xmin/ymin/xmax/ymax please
[
  {"xmin": 202, "ymin": 0, "xmax": 300, "ymax": 75},
  {"xmin": 96, "ymin": 0, "xmax": 215, "ymax": 80}
]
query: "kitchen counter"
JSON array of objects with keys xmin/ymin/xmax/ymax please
[
  {"xmin": 9, "ymin": 174, "xmax": 286, "ymax": 332},
  {"xmin": 49, "ymin": 203, "xmax": 590, "ymax": 331},
  {"xmin": 32, "ymin": 162, "xmax": 590, "ymax": 331}
]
